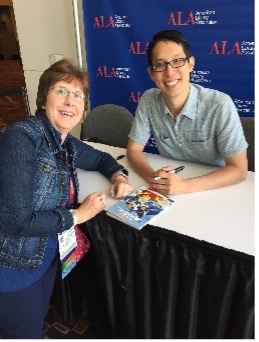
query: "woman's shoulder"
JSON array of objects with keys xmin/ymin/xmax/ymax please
[
  {"xmin": 0, "ymin": 116, "xmax": 44, "ymax": 146},
  {"xmin": 1, "ymin": 116, "xmax": 35, "ymax": 134}
]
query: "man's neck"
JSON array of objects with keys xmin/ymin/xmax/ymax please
[{"xmin": 164, "ymin": 86, "xmax": 190, "ymax": 118}]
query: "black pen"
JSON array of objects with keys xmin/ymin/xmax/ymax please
[
  {"xmin": 116, "ymin": 155, "xmax": 125, "ymax": 160},
  {"xmin": 154, "ymin": 165, "xmax": 185, "ymax": 181}
]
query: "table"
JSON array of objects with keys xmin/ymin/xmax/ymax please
[
  {"xmin": 77, "ymin": 142, "xmax": 254, "ymax": 256},
  {"xmin": 54, "ymin": 142, "xmax": 254, "ymax": 339}
]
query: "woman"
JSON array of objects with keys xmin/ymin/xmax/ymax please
[{"xmin": 0, "ymin": 58, "xmax": 133, "ymax": 339}]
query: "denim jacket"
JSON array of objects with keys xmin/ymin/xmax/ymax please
[{"xmin": 0, "ymin": 111, "xmax": 126, "ymax": 269}]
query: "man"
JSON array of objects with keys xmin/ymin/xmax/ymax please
[{"xmin": 126, "ymin": 30, "xmax": 248, "ymax": 195}]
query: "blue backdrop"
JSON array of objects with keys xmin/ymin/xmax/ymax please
[{"xmin": 82, "ymin": 1, "xmax": 254, "ymax": 150}]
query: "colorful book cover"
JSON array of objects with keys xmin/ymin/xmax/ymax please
[{"xmin": 106, "ymin": 186, "xmax": 174, "ymax": 230}]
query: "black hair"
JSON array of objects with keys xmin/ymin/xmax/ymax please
[{"xmin": 147, "ymin": 30, "xmax": 192, "ymax": 66}]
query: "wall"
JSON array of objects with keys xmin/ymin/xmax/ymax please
[{"xmin": 12, "ymin": 0, "xmax": 86, "ymax": 138}]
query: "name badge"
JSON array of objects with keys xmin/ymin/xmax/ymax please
[{"xmin": 58, "ymin": 226, "xmax": 77, "ymax": 279}]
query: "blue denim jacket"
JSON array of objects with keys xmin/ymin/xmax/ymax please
[{"xmin": 0, "ymin": 111, "xmax": 125, "ymax": 269}]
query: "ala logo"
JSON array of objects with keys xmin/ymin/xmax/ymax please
[
  {"xmin": 93, "ymin": 15, "xmax": 131, "ymax": 28},
  {"xmin": 234, "ymin": 99, "xmax": 254, "ymax": 115},
  {"xmin": 168, "ymin": 10, "xmax": 217, "ymax": 25},
  {"xmin": 191, "ymin": 70, "xmax": 211, "ymax": 83},
  {"xmin": 210, "ymin": 41, "xmax": 255, "ymax": 55},
  {"xmin": 129, "ymin": 42, "xmax": 149, "ymax": 55},
  {"xmin": 129, "ymin": 92, "xmax": 142, "ymax": 103},
  {"xmin": 96, "ymin": 66, "xmax": 131, "ymax": 78},
  {"xmin": 128, "ymin": 40, "xmax": 255, "ymax": 56},
  {"xmin": 195, "ymin": 10, "xmax": 217, "ymax": 24}
]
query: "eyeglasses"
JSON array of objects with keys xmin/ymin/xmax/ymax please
[
  {"xmin": 150, "ymin": 57, "xmax": 189, "ymax": 72},
  {"xmin": 51, "ymin": 86, "xmax": 86, "ymax": 101}
]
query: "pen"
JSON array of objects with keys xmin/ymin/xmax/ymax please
[
  {"xmin": 116, "ymin": 155, "xmax": 125, "ymax": 160},
  {"xmin": 154, "ymin": 166, "xmax": 185, "ymax": 181}
]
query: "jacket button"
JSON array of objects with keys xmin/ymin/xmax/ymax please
[
  {"xmin": 61, "ymin": 179, "xmax": 66, "ymax": 187},
  {"xmin": 43, "ymin": 166, "xmax": 50, "ymax": 173},
  {"xmin": 58, "ymin": 153, "xmax": 65, "ymax": 160},
  {"xmin": 40, "ymin": 236, "xmax": 47, "ymax": 243}
]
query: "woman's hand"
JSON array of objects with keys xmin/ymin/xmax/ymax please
[
  {"xmin": 74, "ymin": 192, "xmax": 106, "ymax": 224},
  {"xmin": 109, "ymin": 175, "xmax": 134, "ymax": 199}
]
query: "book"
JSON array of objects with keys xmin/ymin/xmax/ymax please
[{"xmin": 106, "ymin": 186, "xmax": 174, "ymax": 230}]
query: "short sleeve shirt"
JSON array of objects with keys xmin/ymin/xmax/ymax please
[{"xmin": 128, "ymin": 84, "xmax": 248, "ymax": 167}]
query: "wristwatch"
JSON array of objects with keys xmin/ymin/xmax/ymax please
[
  {"xmin": 69, "ymin": 209, "xmax": 78, "ymax": 226},
  {"xmin": 111, "ymin": 170, "xmax": 128, "ymax": 183}
]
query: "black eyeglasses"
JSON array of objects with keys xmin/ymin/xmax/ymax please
[{"xmin": 150, "ymin": 57, "xmax": 189, "ymax": 72}]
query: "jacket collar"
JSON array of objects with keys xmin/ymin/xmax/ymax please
[{"xmin": 33, "ymin": 111, "xmax": 75, "ymax": 154}]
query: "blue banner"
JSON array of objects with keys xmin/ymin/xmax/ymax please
[{"xmin": 82, "ymin": 1, "xmax": 254, "ymax": 151}]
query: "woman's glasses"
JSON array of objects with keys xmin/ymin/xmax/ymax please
[{"xmin": 51, "ymin": 86, "xmax": 85, "ymax": 101}]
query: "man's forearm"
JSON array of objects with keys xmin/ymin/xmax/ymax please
[
  {"xmin": 126, "ymin": 150, "xmax": 155, "ymax": 181},
  {"xmin": 185, "ymin": 164, "xmax": 247, "ymax": 193}
]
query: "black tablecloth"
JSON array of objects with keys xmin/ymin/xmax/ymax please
[{"xmin": 52, "ymin": 211, "xmax": 254, "ymax": 339}]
